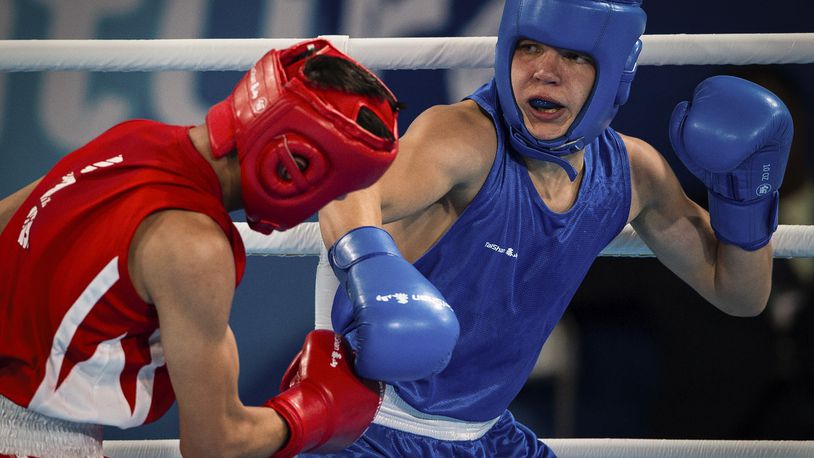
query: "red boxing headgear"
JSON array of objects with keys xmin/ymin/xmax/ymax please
[{"xmin": 205, "ymin": 39, "xmax": 399, "ymax": 234}]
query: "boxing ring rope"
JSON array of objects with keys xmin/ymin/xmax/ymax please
[
  {"xmin": 1, "ymin": 33, "xmax": 814, "ymax": 71},
  {"xmin": 102, "ymin": 438, "xmax": 814, "ymax": 458},
  {"xmin": 4, "ymin": 33, "xmax": 813, "ymax": 458},
  {"xmin": 236, "ymin": 222, "xmax": 814, "ymax": 258}
]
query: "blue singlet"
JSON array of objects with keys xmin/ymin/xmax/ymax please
[{"xmin": 309, "ymin": 79, "xmax": 632, "ymax": 457}]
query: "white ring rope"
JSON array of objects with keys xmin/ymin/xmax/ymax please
[
  {"xmin": 237, "ymin": 222, "xmax": 814, "ymax": 259},
  {"xmin": 101, "ymin": 438, "xmax": 814, "ymax": 458},
  {"xmin": 1, "ymin": 33, "xmax": 813, "ymax": 72}
]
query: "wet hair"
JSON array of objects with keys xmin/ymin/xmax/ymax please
[{"xmin": 303, "ymin": 55, "xmax": 404, "ymax": 142}]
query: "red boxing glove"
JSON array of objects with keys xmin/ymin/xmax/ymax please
[{"xmin": 265, "ymin": 330, "xmax": 383, "ymax": 458}]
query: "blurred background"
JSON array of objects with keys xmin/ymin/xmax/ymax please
[{"xmin": 1, "ymin": 0, "xmax": 812, "ymax": 442}]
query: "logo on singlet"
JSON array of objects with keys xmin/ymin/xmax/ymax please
[
  {"xmin": 484, "ymin": 241, "xmax": 519, "ymax": 259},
  {"xmin": 17, "ymin": 154, "xmax": 124, "ymax": 249},
  {"xmin": 17, "ymin": 172, "xmax": 77, "ymax": 249}
]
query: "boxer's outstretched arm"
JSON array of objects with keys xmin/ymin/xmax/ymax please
[
  {"xmin": 131, "ymin": 210, "xmax": 287, "ymax": 458},
  {"xmin": 317, "ymin": 101, "xmax": 494, "ymax": 382},
  {"xmin": 318, "ymin": 101, "xmax": 494, "ymax": 246}
]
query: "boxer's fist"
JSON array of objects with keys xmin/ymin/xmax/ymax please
[
  {"xmin": 264, "ymin": 330, "xmax": 382, "ymax": 458},
  {"xmin": 329, "ymin": 226, "xmax": 459, "ymax": 382},
  {"xmin": 669, "ymin": 75, "xmax": 793, "ymax": 250}
]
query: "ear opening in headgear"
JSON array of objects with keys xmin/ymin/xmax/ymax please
[
  {"xmin": 259, "ymin": 135, "xmax": 327, "ymax": 197},
  {"xmin": 276, "ymin": 137, "xmax": 311, "ymax": 183}
]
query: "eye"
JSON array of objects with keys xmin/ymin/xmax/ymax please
[
  {"xmin": 517, "ymin": 42, "xmax": 541, "ymax": 54},
  {"xmin": 561, "ymin": 51, "xmax": 593, "ymax": 65}
]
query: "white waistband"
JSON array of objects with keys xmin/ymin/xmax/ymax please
[
  {"xmin": 0, "ymin": 395, "xmax": 104, "ymax": 458},
  {"xmin": 372, "ymin": 385, "xmax": 501, "ymax": 441}
]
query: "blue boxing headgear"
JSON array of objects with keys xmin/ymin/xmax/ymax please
[{"xmin": 495, "ymin": 0, "xmax": 646, "ymax": 180}]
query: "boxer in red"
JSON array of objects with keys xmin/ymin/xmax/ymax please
[{"xmin": 0, "ymin": 39, "xmax": 399, "ymax": 458}]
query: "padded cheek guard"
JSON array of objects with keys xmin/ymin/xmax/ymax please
[
  {"xmin": 206, "ymin": 39, "xmax": 399, "ymax": 234},
  {"xmin": 495, "ymin": 0, "xmax": 646, "ymax": 180}
]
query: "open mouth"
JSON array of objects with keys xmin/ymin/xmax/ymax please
[{"xmin": 529, "ymin": 97, "xmax": 564, "ymax": 113}]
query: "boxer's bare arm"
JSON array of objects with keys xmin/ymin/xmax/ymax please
[
  {"xmin": 624, "ymin": 134, "xmax": 772, "ymax": 317},
  {"xmin": 0, "ymin": 178, "xmax": 42, "ymax": 234},
  {"xmin": 319, "ymin": 100, "xmax": 495, "ymax": 248},
  {"xmin": 129, "ymin": 210, "xmax": 287, "ymax": 458}
]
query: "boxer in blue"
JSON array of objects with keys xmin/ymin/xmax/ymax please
[{"xmin": 312, "ymin": 0, "xmax": 794, "ymax": 456}]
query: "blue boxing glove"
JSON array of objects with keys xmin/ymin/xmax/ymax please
[
  {"xmin": 329, "ymin": 226, "xmax": 459, "ymax": 382},
  {"xmin": 669, "ymin": 75, "xmax": 793, "ymax": 250}
]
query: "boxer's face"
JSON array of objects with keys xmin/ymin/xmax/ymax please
[{"xmin": 511, "ymin": 39, "xmax": 596, "ymax": 141}]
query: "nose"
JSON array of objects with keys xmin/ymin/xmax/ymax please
[{"xmin": 531, "ymin": 48, "xmax": 561, "ymax": 84}]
